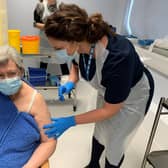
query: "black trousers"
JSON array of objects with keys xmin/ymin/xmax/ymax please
[{"xmin": 86, "ymin": 137, "xmax": 124, "ymax": 168}]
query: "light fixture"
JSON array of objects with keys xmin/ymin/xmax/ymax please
[{"xmin": 126, "ymin": 0, "xmax": 135, "ymax": 36}]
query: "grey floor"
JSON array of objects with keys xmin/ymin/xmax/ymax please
[{"xmin": 39, "ymin": 80, "xmax": 160, "ymax": 168}]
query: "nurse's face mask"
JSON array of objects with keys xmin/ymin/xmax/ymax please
[
  {"xmin": 48, "ymin": 38, "xmax": 79, "ymax": 63},
  {"xmin": 55, "ymin": 48, "xmax": 79, "ymax": 63}
]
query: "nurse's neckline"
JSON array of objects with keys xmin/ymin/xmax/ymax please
[{"xmin": 78, "ymin": 35, "xmax": 108, "ymax": 57}]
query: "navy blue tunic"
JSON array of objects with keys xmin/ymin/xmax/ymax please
[{"xmin": 78, "ymin": 34, "xmax": 144, "ymax": 104}]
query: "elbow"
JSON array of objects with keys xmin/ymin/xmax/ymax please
[
  {"xmin": 42, "ymin": 138, "xmax": 57, "ymax": 153},
  {"xmin": 101, "ymin": 102, "xmax": 124, "ymax": 119}
]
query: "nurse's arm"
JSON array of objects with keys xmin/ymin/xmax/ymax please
[
  {"xmin": 68, "ymin": 63, "xmax": 79, "ymax": 83},
  {"xmin": 34, "ymin": 22, "xmax": 45, "ymax": 30},
  {"xmin": 75, "ymin": 102, "xmax": 124, "ymax": 124}
]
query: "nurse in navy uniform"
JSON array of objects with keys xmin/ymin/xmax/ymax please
[{"xmin": 43, "ymin": 3, "xmax": 154, "ymax": 168}]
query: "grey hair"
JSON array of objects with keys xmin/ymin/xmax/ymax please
[{"xmin": 0, "ymin": 45, "xmax": 24, "ymax": 70}]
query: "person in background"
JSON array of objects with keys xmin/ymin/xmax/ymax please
[
  {"xmin": 43, "ymin": 3, "xmax": 154, "ymax": 168},
  {"xmin": 33, "ymin": 0, "xmax": 57, "ymax": 30},
  {"xmin": 0, "ymin": 45, "xmax": 56, "ymax": 168},
  {"xmin": 33, "ymin": 0, "xmax": 57, "ymax": 69}
]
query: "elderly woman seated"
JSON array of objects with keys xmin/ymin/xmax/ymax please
[{"xmin": 0, "ymin": 45, "xmax": 56, "ymax": 168}]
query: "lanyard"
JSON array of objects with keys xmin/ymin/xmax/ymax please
[{"xmin": 82, "ymin": 44, "xmax": 96, "ymax": 81}]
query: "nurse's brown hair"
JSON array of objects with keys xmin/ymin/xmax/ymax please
[{"xmin": 44, "ymin": 3, "xmax": 114, "ymax": 43}]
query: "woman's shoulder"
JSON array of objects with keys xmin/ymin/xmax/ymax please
[
  {"xmin": 102, "ymin": 35, "xmax": 135, "ymax": 73},
  {"xmin": 107, "ymin": 34, "xmax": 134, "ymax": 51},
  {"xmin": 29, "ymin": 88, "xmax": 48, "ymax": 117},
  {"xmin": 22, "ymin": 81, "xmax": 36, "ymax": 93},
  {"xmin": 105, "ymin": 34, "xmax": 136, "ymax": 64},
  {"xmin": 21, "ymin": 82, "xmax": 44, "ymax": 107},
  {"xmin": 22, "ymin": 82, "xmax": 44, "ymax": 105}
]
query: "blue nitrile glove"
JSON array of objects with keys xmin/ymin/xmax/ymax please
[
  {"xmin": 43, "ymin": 116, "xmax": 76, "ymax": 138},
  {"xmin": 58, "ymin": 81, "xmax": 75, "ymax": 101}
]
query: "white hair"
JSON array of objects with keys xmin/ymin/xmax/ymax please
[{"xmin": 0, "ymin": 45, "xmax": 24, "ymax": 70}]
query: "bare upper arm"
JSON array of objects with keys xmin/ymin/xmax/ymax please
[{"xmin": 30, "ymin": 92, "xmax": 54, "ymax": 142}]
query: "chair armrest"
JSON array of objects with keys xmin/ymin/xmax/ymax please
[{"xmin": 41, "ymin": 160, "xmax": 50, "ymax": 168}]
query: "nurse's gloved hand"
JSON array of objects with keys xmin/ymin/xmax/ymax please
[
  {"xmin": 43, "ymin": 116, "xmax": 76, "ymax": 139},
  {"xmin": 58, "ymin": 81, "xmax": 75, "ymax": 101}
]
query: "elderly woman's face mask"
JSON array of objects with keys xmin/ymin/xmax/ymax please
[
  {"xmin": 0, "ymin": 77, "xmax": 22, "ymax": 96},
  {"xmin": 0, "ymin": 59, "xmax": 22, "ymax": 96}
]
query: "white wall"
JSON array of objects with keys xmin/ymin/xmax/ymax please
[
  {"xmin": 130, "ymin": 0, "xmax": 168, "ymax": 39},
  {"xmin": 60, "ymin": 0, "xmax": 128, "ymax": 33},
  {"xmin": 129, "ymin": 0, "xmax": 146, "ymax": 38},
  {"xmin": 145, "ymin": 0, "xmax": 168, "ymax": 39},
  {"xmin": 7, "ymin": 0, "xmax": 168, "ymax": 39},
  {"xmin": 7, "ymin": 0, "xmax": 38, "ymax": 36},
  {"xmin": 7, "ymin": 0, "xmax": 127, "ymax": 35}
]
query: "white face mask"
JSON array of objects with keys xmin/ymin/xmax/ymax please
[
  {"xmin": 47, "ymin": 3, "xmax": 57, "ymax": 12},
  {"xmin": 54, "ymin": 49, "xmax": 79, "ymax": 64}
]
